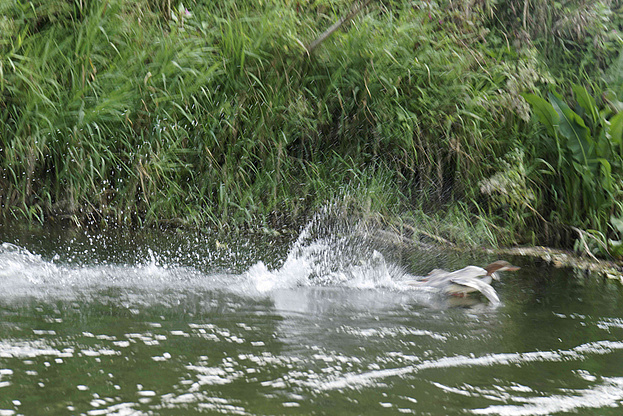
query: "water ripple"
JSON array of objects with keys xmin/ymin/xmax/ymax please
[{"xmin": 315, "ymin": 340, "xmax": 623, "ymax": 391}]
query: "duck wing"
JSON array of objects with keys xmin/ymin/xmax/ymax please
[
  {"xmin": 426, "ymin": 268, "xmax": 449, "ymax": 278},
  {"xmin": 449, "ymin": 277, "xmax": 500, "ymax": 304},
  {"xmin": 403, "ymin": 268, "xmax": 449, "ymax": 288}
]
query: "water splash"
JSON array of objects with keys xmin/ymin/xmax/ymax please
[
  {"xmin": 0, "ymin": 241, "xmax": 211, "ymax": 299},
  {"xmin": 0, "ymin": 207, "xmax": 413, "ymax": 299},
  {"xmin": 245, "ymin": 206, "xmax": 407, "ymax": 293},
  {"xmin": 0, "ymin": 242, "xmax": 60, "ymax": 286}
]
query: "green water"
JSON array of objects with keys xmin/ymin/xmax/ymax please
[{"xmin": 0, "ymin": 221, "xmax": 622, "ymax": 416}]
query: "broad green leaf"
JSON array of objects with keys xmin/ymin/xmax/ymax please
[
  {"xmin": 595, "ymin": 128, "xmax": 611, "ymax": 161},
  {"xmin": 609, "ymin": 111, "xmax": 623, "ymax": 146},
  {"xmin": 522, "ymin": 93, "xmax": 558, "ymax": 136},
  {"xmin": 549, "ymin": 92, "xmax": 594, "ymax": 166},
  {"xmin": 611, "ymin": 216, "xmax": 623, "ymax": 234},
  {"xmin": 608, "ymin": 240, "xmax": 623, "ymax": 259},
  {"xmin": 572, "ymin": 84, "xmax": 599, "ymax": 125},
  {"xmin": 597, "ymin": 158, "xmax": 613, "ymax": 192}
]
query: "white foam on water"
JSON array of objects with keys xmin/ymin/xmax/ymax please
[
  {"xmin": 159, "ymin": 390, "xmax": 251, "ymax": 414},
  {"xmin": 315, "ymin": 340, "xmax": 623, "ymax": 391},
  {"xmin": 471, "ymin": 376, "xmax": 623, "ymax": 415},
  {"xmin": 0, "ymin": 340, "xmax": 70, "ymax": 359},
  {"xmin": 0, "ymin": 241, "xmax": 232, "ymax": 300},
  {"xmin": 244, "ymin": 248, "xmax": 403, "ymax": 294}
]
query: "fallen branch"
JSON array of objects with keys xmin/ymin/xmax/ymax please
[
  {"xmin": 306, "ymin": 0, "xmax": 373, "ymax": 54},
  {"xmin": 398, "ymin": 223, "xmax": 456, "ymax": 247}
]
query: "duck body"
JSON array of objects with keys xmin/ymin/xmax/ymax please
[{"xmin": 406, "ymin": 261, "xmax": 519, "ymax": 304}]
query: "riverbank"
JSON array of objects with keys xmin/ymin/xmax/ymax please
[
  {"xmin": 368, "ymin": 213, "xmax": 623, "ymax": 280},
  {"xmin": 2, "ymin": 0, "xmax": 623, "ymax": 259}
]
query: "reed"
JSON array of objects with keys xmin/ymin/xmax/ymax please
[{"xmin": 1, "ymin": 0, "xmax": 622, "ymax": 256}]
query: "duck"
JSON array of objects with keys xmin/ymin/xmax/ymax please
[{"xmin": 406, "ymin": 260, "xmax": 520, "ymax": 304}]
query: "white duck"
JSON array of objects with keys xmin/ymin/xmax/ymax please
[{"xmin": 406, "ymin": 260, "xmax": 520, "ymax": 304}]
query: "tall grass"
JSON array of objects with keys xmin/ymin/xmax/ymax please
[
  {"xmin": 2, "ymin": 0, "xmax": 623, "ymax": 256},
  {"xmin": 0, "ymin": 0, "xmax": 507, "ymax": 226}
]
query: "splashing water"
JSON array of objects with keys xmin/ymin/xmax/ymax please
[
  {"xmin": 0, "ymin": 207, "xmax": 411, "ymax": 299},
  {"xmin": 246, "ymin": 207, "xmax": 410, "ymax": 293}
]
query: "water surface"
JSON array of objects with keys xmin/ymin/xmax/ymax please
[{"xmin": 0, "ymin": 216, "xmax": 622, "ymax": 415}]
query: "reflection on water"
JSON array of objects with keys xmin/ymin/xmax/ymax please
[{"xmin": 0, "ymin": 214, "xmax": 623, "ymax": 415}]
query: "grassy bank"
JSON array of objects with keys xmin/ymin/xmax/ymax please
[{"xmin": 1, "ymin": 1, "xmax": 623, "ymax": 257}]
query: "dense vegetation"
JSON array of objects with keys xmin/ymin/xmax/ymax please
[{"xmin": 1, "ymin": 0, "xmax": 623, "ymax": 258}]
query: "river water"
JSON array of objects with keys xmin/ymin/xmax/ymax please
[{"xmin": 0, "ymin": 212, "xmax": 622, "ymax": 415}]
